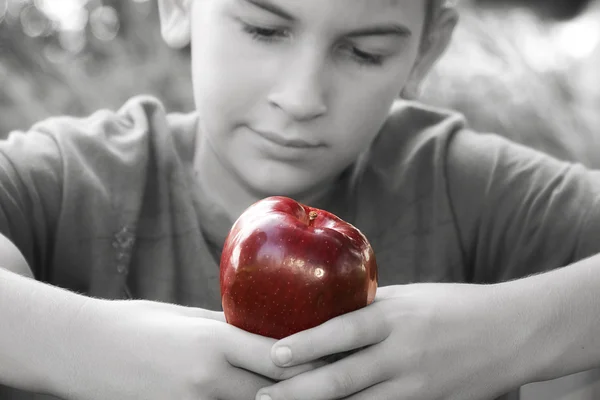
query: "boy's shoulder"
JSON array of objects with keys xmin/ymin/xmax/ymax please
[
  {"xmin": 7, "ymin": 95, "xmax": 198, "ymax": 169},
  {"xmin": 383, "ymin": 99, "xmax": 467, "ymax": 145},
  {"xmin": 0, "ymin": 95, "xmax": 198, "ymax": 217},
  {"xmin": 26, "ymin": 95, "xmax": 193, "ymax": 146},
  {"xmin": 368, "ymin": 99, "xmax": 467, "ymax": 174}
]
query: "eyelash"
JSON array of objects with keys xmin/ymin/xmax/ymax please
[
  {"xmin": 242, "ymin": 24, "xmax": 289, "ymax": 42},
  {"xmin": 241, "ymin": 23, "xmax": 385, "ymax": 67}
]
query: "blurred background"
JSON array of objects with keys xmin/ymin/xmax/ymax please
[{"xmin": 0, "ymin": 0, "xmax": 599, "ymax": 399}]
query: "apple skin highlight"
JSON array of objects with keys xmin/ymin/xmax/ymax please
[{"xmin": 220, "ymin": 196, "xmax": 378, "ymax": 339}]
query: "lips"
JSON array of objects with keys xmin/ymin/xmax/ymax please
[{"xmin": 251, "ymin": 127, "xmax": 323, "ymax": 149}]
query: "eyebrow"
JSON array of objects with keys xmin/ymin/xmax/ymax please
[
  {"xmin": 240, "ymin": 0, "xmax": 412, "ymax": 38},
  {"xmin": 242, "ymin": 0, "xmax": 295, "ymax": 21},
  {"xmin": 345, "ymin": 24, "xmax": 412, "ymax": 39}
]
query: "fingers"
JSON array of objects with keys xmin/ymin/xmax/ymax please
[
  {"xmin": 343, "ymin": 381, "xmax": 396, "ymax": 400},
  {"xmin": 256, "ymin": 344, "xmax": 390, "ymax": 400},
  {"xmin": 224, "ymin": 326, "xmax": 328, "ymax": 381},
  {"xmin": 212, "ymin": 366, "xmax": 275, "ymax": 400},
  {"xmin": 270, "ymin": 302, "xmax": 390, "ymax": 367}
]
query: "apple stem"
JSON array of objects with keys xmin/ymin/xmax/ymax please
[{"xmin": 309, "ymin": 211, "xmax": 318, "ymax": 226}]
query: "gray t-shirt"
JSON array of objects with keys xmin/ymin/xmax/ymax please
[{"xmin": 1, "ymin": 96, "xmax": 599, "ymax": 399}]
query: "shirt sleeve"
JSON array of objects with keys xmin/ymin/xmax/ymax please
[
  {"xmin": 445, "ymin": 129, "xmax": 600, "ymax": 283},
  {"xmin": 0, "ymin": 128, "xmax": 63, "ymax": 281}
]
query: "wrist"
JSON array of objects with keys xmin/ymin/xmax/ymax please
[
  {"xmin": 47, "ymin": 297, "xmax": 114, "ymax": 399},
  {"xmin": 489, "ymin": 281, "xmax": 551, "ymax": 387},
  {"xmin": 482, "ymin": 281, "xmax": 548, "ymax": 393},
  {"xmin": 0, "ymin": 269, "xmax": 100, "ymax": 396},
  {"xmin": 498, "ymin": 258, "xmax": 600, "ymax": 383},
  {"xmin": 491, "ymin": 268, "xmax": 596, "ymax": 387}
]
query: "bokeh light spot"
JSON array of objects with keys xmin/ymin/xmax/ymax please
[
  {"xmin": 7, "ymin": 0, "xmax": 28, "ymax": 18},
  {"xmin": 90, "ymin": 5, "xmax": 119, "ymax": 41},
  {"xmin": 20, "ymin": 4, "xmax": 50, "ymax": 37},
  {"xmin": 58, "ymin": 29, "xmax": 86, "ymax": 54},
  {"xmin": 35, "ymin": 0, "xmax": 89, "ymax": 31},
  {"xmin": 553, "ymin": 12, "xmax": 600, "ymax": 60},
  {"xmin": 43, "ymin": 41, "xmax": 69, "ymax": 63}
]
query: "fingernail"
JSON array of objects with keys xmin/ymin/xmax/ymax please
[
  {"xmin": 275, "ymin": 346, "xmax": 292, "ymax": 365},
  {"xmin": 259, "ymin": 394, "xmax": 272, "ymax": 400}
]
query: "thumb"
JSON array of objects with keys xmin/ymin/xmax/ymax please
[{"xmin": 223, "ymin": 326, "xmax": 328, "ymax": 381}]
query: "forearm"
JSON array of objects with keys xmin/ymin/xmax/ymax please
[
  {"xmin": 498, "ymin": 253, "xmax": 600, "ymax": 384},
  {"xmin": 0, "ymin": 267, "xmax": 92, "ymax": 395}
]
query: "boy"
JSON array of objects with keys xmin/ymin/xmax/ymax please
[{"xmin": 1, "ymin": 1, "xmax": 599, "ymax": 399}]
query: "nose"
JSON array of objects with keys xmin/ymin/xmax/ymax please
[{"xmin": 267, "ymin": 45, "xmax": 328, "ymax": 121}]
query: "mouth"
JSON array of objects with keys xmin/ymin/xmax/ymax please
[{"xmin": 251, "ymin": 127, "xmax": 324, "ymax": 149}]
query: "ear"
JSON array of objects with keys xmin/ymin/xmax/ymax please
[
  {"xmin": 157, "ymin": 0, "xmax": 193, "ymax": 49},
  {"xmin": 401, "ymin": 7, "xmax": 459, "ymax": 99}
]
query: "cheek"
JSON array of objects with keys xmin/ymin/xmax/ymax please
[
  {"xmin": 191, "ymin": 22, "xmax": 266, "ymax": 126},
  {"xmin": 327, "ymin": 75, "xmax": 403, "ymax": 152}
]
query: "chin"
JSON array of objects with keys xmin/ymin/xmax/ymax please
[{"xmin": 237, "ymin": 161, "xmax": 321, "ymax": 200}]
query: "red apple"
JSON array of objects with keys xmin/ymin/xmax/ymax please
[{"xmin": 220, "ymin": 196, "xmax": 378, "ymax": 339}]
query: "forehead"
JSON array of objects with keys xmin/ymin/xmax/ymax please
[{"xmin": 228, "ymin": 0, "xmax": 427, "ymax": 30}]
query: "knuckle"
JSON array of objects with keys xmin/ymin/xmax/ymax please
[
  {"xmin": 339, "ymin": 306, "xmax": 391, "ymax": 346},
  {"xmin": 340, "ymin": 313, "xmax": 366, "ymax": 343},
  {"xmin": 186, "ymin": 324, "xmax": 227, "ymax": 394},
  {"xmin": 189, "ymin": 365, "xmax": 220, "ymax": 395},
  {"xmin": 274, "ymin": 389, "xmax": 301, "ymax": 400},
  {"xmin": 272, "ymin": 362, "xmax": 313, "ymax": 381},
  {"xmin": 330, "ymin": 370, "xmax": 356, "ymax": 394},
  {"xmin": 269, "ymin": 365, "xmax": 289, "ymax": 381},
  {"xmin": 371, "ymin": 304, "xmax": 393, "ymax": 339},
  {"xmin": 303, "ymin": 332, "xmax": 318, "ymax": 360},
  {"xmin": 291, "ymin": 333, "xmax": 317, "ymax": 363}
]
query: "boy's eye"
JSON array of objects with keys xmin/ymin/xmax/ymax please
[
  {"xmin": 352, "ymin": 48, "xmax": 385, "ymax": 67},
  {"xmin": 242, "ymin": 23, "xmax": 289, "ymax": 42},
  {"xmin": 339, "ymin": 43, "xmax": 385, "ymax": 67},
  {"xmin": 239, "ymin": 21, "xmax": 386, "ymax": 68}
]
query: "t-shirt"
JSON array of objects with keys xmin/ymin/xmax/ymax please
[{"xmin": 1, "ymin": 95, "xmax": 599, "ymax": 400}]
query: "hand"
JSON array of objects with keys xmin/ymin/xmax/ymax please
[
  {"xmin": 55, "ymin": 299, "xmax": 325, "ymax": 400},
  {"xmin": 256, "ymin": 284, "xmax": 528, "ymax": 400}
]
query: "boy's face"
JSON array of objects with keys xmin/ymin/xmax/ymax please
[{"xmin": 159, "ymin": 0, "xmax": 455, "ymax": 198}]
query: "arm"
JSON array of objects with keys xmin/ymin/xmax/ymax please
[
  {"xmin": 445, "ymin": 129, "xmax": 600, "ymax": 390},
  {"xmin": 251, "ymin": 262, "xmax": 600, "ymax": 400},
  {"xmin": 251, "ymin": 128, "xmax": 600, "ymax": 400},
  {"xmin": 499, "ymin": 252, "xmax": 600, "ymax": 384},
  {"xmin": 0, "ymin": 231, "xmax": 322, "ymax": 400},
  {"xmin": 0, "ymin": 237, "xmax": 90, "ymax": 394}
]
